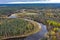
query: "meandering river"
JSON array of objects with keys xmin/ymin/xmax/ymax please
[{"xmin": 8, "ymin": 15, "xmax": 48, "ymax": 40}]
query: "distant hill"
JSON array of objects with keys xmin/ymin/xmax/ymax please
[{"xmin": 0, "ymin": 3, "xmax": 60, "ymax": 8}]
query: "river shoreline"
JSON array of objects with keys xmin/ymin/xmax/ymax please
[{"xmin": 6, "ymin": 15, "xmax": 48, "ymax": 40}]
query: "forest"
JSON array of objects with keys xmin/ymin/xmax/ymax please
[
  {"xmin": 0, "ymin": 7, "xmax": 60, "ymax": 40},
  {"xmin": 0, "ymin": 18, "xmax": 40, "ymax": 40}
]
